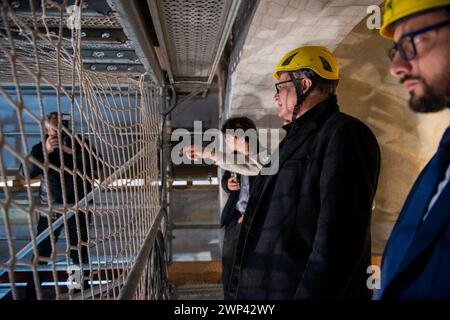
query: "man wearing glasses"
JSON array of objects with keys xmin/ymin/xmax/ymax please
[
  {"xmin": 226, "ymin": 46, "xmax": 381, "ymax": 299},
  {"xmin": 375, "ymin": 0, "xmax": 450, "ymax": 299}
]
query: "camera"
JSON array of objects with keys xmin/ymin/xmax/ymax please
[
  {"xmin": 59, "ymin": 113, "xmax": 72, "ymax": 148},
  {"xmin": 62, "ymin": 132, "xmax": 72, "ymax": 148}
]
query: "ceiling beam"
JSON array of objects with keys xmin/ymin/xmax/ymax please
[{"xmin": 107, "ymin": 0, "xmax": 165, "ymax": 87}]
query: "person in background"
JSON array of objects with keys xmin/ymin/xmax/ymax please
[
  {"xmin": 183, "ymin": 118, "xmax": 268, "ymax": 176},
  {"xmin": 21, "ymin": 112, "xmax": 103, "ymax": 298},
  {"xmin": 217, "ymin": 117, "xmax": 258, "ymax": 299},
  {"xmin": 227, "ymin": 46, "xmax": 381, "ymax": 299}
]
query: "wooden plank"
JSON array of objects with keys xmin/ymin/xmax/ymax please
[
  {"xmin": 371, "ymin": 254, "xmax": 382, "ymax": 267},
  {"xmin": 168, "ymin": 261, "xmax": 222, "ymax": 286}
]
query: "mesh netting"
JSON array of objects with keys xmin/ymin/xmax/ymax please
[{"xmin": 0, "ymin": 0, "xmax": 168, "ymax": 300}]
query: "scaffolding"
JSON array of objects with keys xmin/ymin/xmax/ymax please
[{"xmin": 0, "ymin": 0, "xmax": 169, "ymax": 300}]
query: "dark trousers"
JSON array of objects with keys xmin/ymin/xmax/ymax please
[
  {"xmin": 222, "ymin": 214, "xmax": 241, "ymax": 300},
  {"xmin": 24, "ymin": 210, "xmax": 90, "ymax": 299},
  {"xmin": 36, "ymin": 210, "xmax": 90, "ymax": 265}
]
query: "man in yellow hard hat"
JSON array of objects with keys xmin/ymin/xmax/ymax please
[
  {"xmin": 226, "ymin": 46, "xmax": 381, "ymax": 299},
  {"xmin": 376, "ymin": 0, "xmax": 450, "ymax": 299}
]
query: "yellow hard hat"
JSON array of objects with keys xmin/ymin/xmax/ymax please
[
  {"xmin": 380, "ymin": 0, "xmax": 450, "ymax": 39},
  {"xmin": 273, "ymin": 46, "xmax": 339, "ymax": 81}
]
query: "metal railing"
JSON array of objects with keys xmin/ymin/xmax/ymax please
[{"xmin": 0, "ymin": 0, "xmax": 171, "ymax": 300}]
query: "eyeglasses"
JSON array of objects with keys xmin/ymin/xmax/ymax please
[
  {"xmin": 388, "ymin": 18, "xmax": 450, "ymax": 61},
  {"xmin": 274, "ymin": 78, "xmax": 303, "ymax": 94}
]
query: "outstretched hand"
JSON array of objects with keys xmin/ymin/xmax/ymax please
[
  {"xmin": 182, "ymin": 145, "xmax": 204, "ymax": 161},
  {"xmin": 45, "ymin": 136, "xmax": 72, "ymax": 154}
]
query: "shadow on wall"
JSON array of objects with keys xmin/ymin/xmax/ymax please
[{"xmin": 334, "ymin": 19, "xmax": 450, "ymax": 254}]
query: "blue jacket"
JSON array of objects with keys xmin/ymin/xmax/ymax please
[{"xmin": 375, "ymin": 164, "xmax": 450, "ymax": 299}]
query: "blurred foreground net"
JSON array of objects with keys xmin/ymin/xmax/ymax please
[{"xmin": 0, "ymin": 0, "xmax": 169, "ymax": 300}]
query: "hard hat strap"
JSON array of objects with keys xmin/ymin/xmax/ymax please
[{"xmin": 288, "ymin": 71, "xmax": 317, "ymax": 135}]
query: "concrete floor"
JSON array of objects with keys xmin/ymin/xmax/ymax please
[{"xmin": 170, "ymin": 187, "xmax": 222, "ymax": 261}]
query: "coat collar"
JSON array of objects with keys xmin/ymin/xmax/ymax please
[
  {"xmin": 282, "ymin": 94, "xmax": 338, "ymax": 132},
  {"xmin": 249, "ymin": 95, "xmax": 340, "ymax": 218},
  {"xmin": 265, "ymin": 95, "xmax": 340, "ymax": 176}
]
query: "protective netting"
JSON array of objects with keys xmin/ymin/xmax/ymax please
[{"xmin": 0, "ymin": 0, "xmax": 168, "ymax": 300}]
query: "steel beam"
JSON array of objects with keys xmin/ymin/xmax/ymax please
[
  {"xmin": 107, "ymin": 0, "xmax": 165, "ymax": 87},
  {"xmin": 117, "ymin": 207, "xmax": 166, "ymax": 300}
]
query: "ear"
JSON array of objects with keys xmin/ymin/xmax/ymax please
[{"xmin": 301, "ymin": 77, "xmax": 313, "ymax": 92}]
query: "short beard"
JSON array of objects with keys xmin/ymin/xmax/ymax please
[{"xmin": 407, "ymin": 77, "xmax": 450, "ymax": 113}]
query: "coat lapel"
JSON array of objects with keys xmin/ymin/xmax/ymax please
[
  {"xmin": 382, "ymin": 181, "xmax": 450, "ymax": 296},
  {"xmin": 379, "ymin": 165, "xmax": 432, "ymax": 289}
]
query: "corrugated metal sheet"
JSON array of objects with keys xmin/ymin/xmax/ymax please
[{"xmin": 148, "ymin": 0, "xmax": 241, "ymax": 91}]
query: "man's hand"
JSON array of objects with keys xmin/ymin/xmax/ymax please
[
  {"xmin": 45, "ymin": 136, "xmax": 72, "ymax": 154},
  {"xmin": 182, "ymin": 145, "xmax": 204, "ymax": 161},
  {"xmin": 45, "ymin": 136, "xmax": 59, "ymax": 153},
  {"xmin": 61, "ymin": 145, "xmax": 73, "ymax": 154},
  {"xmin": 227, "ymin": 177, "xmax": 240, "ymax": 191}
]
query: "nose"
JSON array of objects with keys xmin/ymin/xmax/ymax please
[{"xmin": 389, "ymin": 51, "xmax": 412, "ymax": 78}]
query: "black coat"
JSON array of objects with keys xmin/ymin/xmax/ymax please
[
  {"xmin": 20, "ymin": 135, "xmax": 101, "ymax": 204},
  {"xmin": 227, "ymin": 95, "xmax": 381, "ymax": 300},
  {"xmin": 221, "ymin": 171, "xmax": 256, "ymax": 298}
]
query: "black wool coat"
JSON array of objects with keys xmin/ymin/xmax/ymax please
[{"xmin": 227, "ymin": 95, "xmax": 381, "ymax": 300}]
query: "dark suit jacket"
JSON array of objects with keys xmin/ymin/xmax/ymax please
[
  {"xmin": 227, "ymin": 95, "xmax": 381, "ymax": 300},
  {"xmin": 220, "ymin": 171, "xmax": 256, "ymax": 227},
  {"xmin": 374, "ymin": 160, "xmax": 450, "ymax": 299}
]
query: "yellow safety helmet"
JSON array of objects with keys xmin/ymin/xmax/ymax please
[
  {"xmin": 273, "ymin": 46, "xmax": 339, "ymax": 81},
  {"xmin": 380, "ymin": 0, "xmax": 450, "ymax": 39}
]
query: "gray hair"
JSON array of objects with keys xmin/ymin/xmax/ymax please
[{"xmin": 293, "ymin": 69, "xmax": 339, "ymax": 96}]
